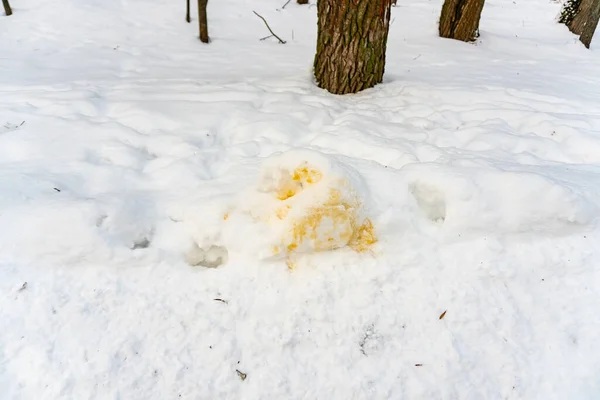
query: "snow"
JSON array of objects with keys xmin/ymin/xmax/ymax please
[{"xmin": 1, "ymin": 0, "xmax": 600, "ymax": 398}]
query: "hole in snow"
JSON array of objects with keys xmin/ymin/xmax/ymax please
[
  {"xmin": 185, "ymin": 244, "xmax": 228, "ymax": 268},
  {"xmin": 409, "ymin": 183, "xmax": 446, "ymax": 223},
  {"xmin": 96, "ymin": 214, "xmax": 107, "ymax": 227},
  {"xmin": 131, "ymin": 237, "xmax": 151, "ymax": 249}
]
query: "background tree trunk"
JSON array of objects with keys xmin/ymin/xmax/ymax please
[
  {"xmin": 313, "ymin": 0, "xmax": 393, "ymax": 95},
  {"xmin": 439, "ymin": 0, "xmax": 485, "ymax": 42},
  {"xmin": 297, "ymin": 0, "xmax": 309, "ymax": 4},
  {"xmin": 198, "ymin": 0, "xmax": 209, "ymax": 43},
  {"xmin": 186, "ymin": 0, "xmax": 191, "ymax": 22},
  {"xmin": 559, "ymin": 0, "xmax": 600, "ymax": 48},
  {"xmin": 2, "ymin": 0, "xmax": 12, "ymax": 16}
]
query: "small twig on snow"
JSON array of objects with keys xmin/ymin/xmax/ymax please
[
  {"xmin": 253, "ymin": 11, "xmax": 286, "ymax": 44},
  {"xmin": 260, "ymin": 34, "xmax": 274, "ymax": 41},
  {"xmin": 281, "ymin": 0, "xmax": 291, "ymax": 9},
  {"xmin": 236, "ymin": 369, "xmax": 247, "ymax": 381}
]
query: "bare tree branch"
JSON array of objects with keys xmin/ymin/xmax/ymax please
[{"xmin": 253, "ymin": 11, "xmax": 287, "ymax": 44}]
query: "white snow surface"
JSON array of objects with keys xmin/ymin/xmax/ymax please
[{"xmin": 2, "ymin": 0, "xmax": 600, "ymax": 398}]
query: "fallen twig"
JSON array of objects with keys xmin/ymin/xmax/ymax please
[
  {"xmin": 281, "ymin": 0, "xmax": 291, "ymax": 9},
  {"xmin": 236, "ymin": 369, "xmax": 247, "ymax": 381},
  {"xmin": 253, "ymin": 11, "xmax": 286, "ymax": 44},
  {"xmin": 260, "ymin": 34, "xmax": 274, "ymax": 41}
]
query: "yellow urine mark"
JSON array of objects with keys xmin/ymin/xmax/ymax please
[
  {"xmin": 223, "ymin": 212, "xmax": 230, "ymax": 221},
  {"xmin": 276, "ymin": 178, "xmax": 301, "ymax": 200},
  {"xmin": 349, "ymin": 218, "xmax": 377, "ymax": 252},
  {"xmin": 277, "ymin": 188, "xmax": 297, "ymax": 201},
  {"xmin": 287, "ymin": 242, "xmax": 298, "ymax": 251},
  {"xmin": 275, "ymin": 165, "xmax": 322, "ymax": 201},
  {"xmin": 292, "ymin": 165, "xmax": 323, "ymax": 185},
  {"xmin": 287, "ymin": 203, "xmax": 356, "ymax": 252},
  {"xmin": 276, "ymin": 205, "xmax": 291, "ymax": 220},
  {"xmin": 286, "ymin": 257, "xmax": 295, "ymax": 270}
]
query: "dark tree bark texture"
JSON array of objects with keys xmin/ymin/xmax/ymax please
[
  {"xmin": 439, "ymin": 0, "xmax": 485, "ymax": 42},
  {"xmin": 186, "ymin": 0, "xmax": 191, "ymax": 23},
  {"xmin": 559, "ymin": 0, "xmax": 600, "ymax": 48},
  {"xmin": 297, "ymin": 0, "xmax": 309, "ymax": 4},
  {"xmin": 198, "ymin": 0, "xmax": 209, "ymax": 43},
  {"xmin": 314, "ymin": 0, "xmax": 393, "ymax": 95},
  {"xmin": 2, "ymin": 0, "xmax": 12, "ymax": 16}
]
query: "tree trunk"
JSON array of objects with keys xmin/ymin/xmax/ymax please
[
  {"xmin": 198, "ymin": 0, "xmax": 209, "ymax": 43},
  {"xmin": 439, "ymin": 0, "xmax": 485, "ymax": 42},
  {"xmin": 297, "ymin": 0, "xmax": 309, "ymax": 4},
  {"xmin": 559, "ymin": 0, "xmax": 600, "ymax": 48},
  {"xmin": 2, "ymin": 0, "xmax": 12, "ymax": 16},
  {"xmin": 186, "ymin": 0, "xmax": 191, "ymax": 22},
  {"xmin": 314, "ymin": 0, "xmax": 393, "ymax": 95}
]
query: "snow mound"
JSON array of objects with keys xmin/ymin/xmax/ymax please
[{"xmin": 226, "ymin": 150, "xmax": 376, "ymax": 266}]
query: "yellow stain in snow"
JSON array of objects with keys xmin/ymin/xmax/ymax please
[
  {"xmin": 349, "ymin": 218, "xmax": 377, "ymax": 253},
  {"xmin": 276, "ymin": 204, "xmax": 291, "ymax": 220},
  {"xmin": 284, "ymin": 188, "xmax": 376, "ymax": 254},
  {"xmin": 269, "ymin": 165, "xmax": 376, "ymax": 263},
  {"xmin": 275, "ymin": 165, "xmax": 322, "ymax": 200},
  {"xmin": 292, "ymin": 165, "xmax": 323, "ymax": 185}
]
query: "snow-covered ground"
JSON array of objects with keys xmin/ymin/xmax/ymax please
[{"xmin": 2, "ymin": 0, "xmax": 600, "ymax": 398}]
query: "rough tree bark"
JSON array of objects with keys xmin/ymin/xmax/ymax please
[
  {"xmin": 313, "ymin": 0, "xmax": 393, "ymax": 95},
  {"xmin": 2, "ymin": 0, "xmax": 12, "ymax": 16},
  {"xmin": 198, "ymin": 0, "xmax": 209, "ymax": 43},
  {"xmin": 559, "ymin": 0, "xmax": 600, "ymax": 48},
  {"xmin": 439, "ymin": 0, "xmax": 485, "ymax": 42}
]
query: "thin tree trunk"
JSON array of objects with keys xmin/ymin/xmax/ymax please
[
  {"xmin": 198, "ymin": 0, "xmax": 209, "ymax": 43},
  {"xmin": 559, "ymin": 0, "xmax": 600, "ymax": 48},
  {"xmin": 439, "ymin": 0, "xmax": 485, "ymax": 42},
  {"xmin": 186, "ymin": 0, "xmax": 191, "ymax": 22},
  {"xmin": 2, "ymin": 0, "xmax": 12, "ymax": 16},
  {"xmin": 314, "ymin": 0, "xmax": 393, "ymax": 95}
]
